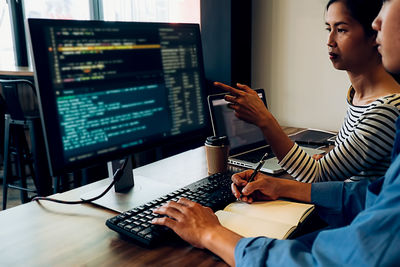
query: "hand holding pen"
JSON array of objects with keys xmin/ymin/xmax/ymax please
[{"xmin": 238, "ymin": 152, "xmax": 269, "ymax": 200}]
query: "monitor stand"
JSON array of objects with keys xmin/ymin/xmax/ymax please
[
  {"xmin": 80, "ymin": 156, "xmax": 176, "ymax": 213},
  {"xmin": 111, "ymin": 156, "xmax": 135, "ymax": 193}
]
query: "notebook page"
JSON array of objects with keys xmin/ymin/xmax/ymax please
[
  {"xmin": 223, "ymin": 200, "xmax": 314, "ymax": 226},
  {"xmin": 215, "ymin": 210, "xmax": 294, "ymax": 240}
]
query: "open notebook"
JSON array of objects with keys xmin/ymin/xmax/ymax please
[{"xmin": 215, "ymin": 200, "xmax": 314, "ymax": 239}]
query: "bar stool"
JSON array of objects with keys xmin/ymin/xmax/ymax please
[
  {"xmin": 0, "ymin": 94, "xmax": 6, "ymax": 162},
  {"xmin": 0, "ymin": 79, "xmax": 39, "ymax": 209}
]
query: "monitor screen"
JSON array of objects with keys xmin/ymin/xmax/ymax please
[
  {"xmin": 28, "ymin": 18, "xmax": 209, "ymax": 176},
  {"xmin": 209, "ymin": 91, "xmax": 266, "ymax": 151},
  {"xmin": 207, "ymin": 89, "xmax": 268, "ymax": 155}
]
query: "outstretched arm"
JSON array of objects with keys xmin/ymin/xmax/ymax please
[
  {"xmin": 214, "ymin": 82, "xmax": 295, "ymax": 160},
  {"xmin": 216, "ymin": 82, "xmax": 400, "ymax": 183}
]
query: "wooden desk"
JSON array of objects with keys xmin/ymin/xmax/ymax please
[
  {"xmin": 0, "ymin": 127, "xmax": 305, "ymax": 266},
  {"xmin": 0, "ymin": 146, "xmax": 228, "ymax": 266}
]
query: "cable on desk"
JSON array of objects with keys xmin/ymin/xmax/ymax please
[{"xmin": 32, "ymin": 157, "xmax": 129, "ymax": 205}]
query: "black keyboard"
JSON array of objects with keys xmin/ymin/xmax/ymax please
[{"xmin": 106, "ymin": 172, "xmax": 236, "ymax": 247}]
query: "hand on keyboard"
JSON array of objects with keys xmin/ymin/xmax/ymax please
[
  {"xmin": 152, "ymin": 197, "xmax": 220, "ymax": 249},
  {"xmin": 105, "ymin": 172, "xmax": 236, "ymax": 247}
]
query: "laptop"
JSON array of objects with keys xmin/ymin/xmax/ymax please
[{"xmin": 207, "ymin": 89, "xmax": 324, "ymax": 174}]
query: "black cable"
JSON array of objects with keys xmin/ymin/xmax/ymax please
[{"xmin": 32, "ymin": 157, "xmax": 129, "ymax": 205}]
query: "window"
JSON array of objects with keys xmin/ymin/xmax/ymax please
[
  {"xmin": 8, "ymin": 0, "xmax": 201, "ymax": 67},
  {"xmin": 102, "ymin": 0, "xmax": 200, "ymax": 24},
  {"xmin": 23, "ymin": 0, "xmax": 90, "ymax": 20},
  {"xmin": 22, "ymin": 0, "xmax": 91, "ymax": 66},
  {"xmin": 0, "ymin": 1, "xmax": 15, "ymax": 66}
]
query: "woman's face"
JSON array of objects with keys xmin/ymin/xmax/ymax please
[
  {"xmin": 373, "ymin": 0, "xmax": 400, "ymax": 73},
  {"xmin": 325, "ymin": 1, "xmax": 377, "ymax": 71}
]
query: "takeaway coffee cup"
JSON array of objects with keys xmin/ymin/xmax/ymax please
[{"xmin": 205, "ymin": 136, "xmax": 229, "ymax": 175}]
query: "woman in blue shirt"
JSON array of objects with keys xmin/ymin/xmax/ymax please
[{"xmin": 152, "ymin": 0, "xmax": 400, "ymax": 266}]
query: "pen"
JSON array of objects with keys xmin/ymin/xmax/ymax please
[{"xmin": 239, "ymin": 152, "xmax": 269, "ymax": 199}]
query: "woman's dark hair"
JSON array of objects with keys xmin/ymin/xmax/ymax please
[
  {"xmin": 326, "ymin": 0, "xmax": 400, "ymax": 84},
  {"xmin": 326, "ymin": 0, "xmax": 382, "ymax": 37}
]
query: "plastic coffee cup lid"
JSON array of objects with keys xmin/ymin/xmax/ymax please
[{"xmin": 205, "ymin": 136, "xmax": 228, "ymax": 146}]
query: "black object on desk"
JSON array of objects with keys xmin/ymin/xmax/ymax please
[
  {"xmin": 289, "ymin": 129, "xmax": 336, "ymax": 146},
  {"xmin": 110, "ymin": 156, "xmax": 134, "ymax": 193},
  {"xmin": 106, "ymin": 172, "xmax": 236, "ymax": 247}
]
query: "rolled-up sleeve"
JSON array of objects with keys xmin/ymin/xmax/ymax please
[
  {"xmin": 235, "ymin": 237, "xmax": 274, "ymax": 266},
  {"xmin": 235, "ymin": 202, "xmax": 400, "ymax": 267},
  {"xmin": 235, "ymin": 237, "xmax": 316, "ymax": 266},
  {"xmin": 311, "ymin": 179, "xmax": 370, "ymax": 227},
  {"xmin": 234, "ymin": 176, "xmax": 397, "ymax": 267}
]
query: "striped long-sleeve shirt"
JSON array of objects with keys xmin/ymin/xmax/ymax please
[{"xmin": 279, "ymin": 88, "xmax": 400, "ymax": 182}]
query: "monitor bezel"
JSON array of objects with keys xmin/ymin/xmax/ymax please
[{"xmin": 27, "ymin": 18, "xmax": 211, "ymax": 177}]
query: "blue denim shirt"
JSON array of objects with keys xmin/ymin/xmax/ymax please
[{"xmin": 234, "ymin": 118, "xmax": 400, "ymax": 266}]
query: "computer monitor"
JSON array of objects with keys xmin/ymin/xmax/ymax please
[{"xmin": 27, "ymin": 18, "xmax": 210, "ymax": 178}]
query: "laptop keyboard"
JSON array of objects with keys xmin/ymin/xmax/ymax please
[{"xmin": 106, "ymin": 172, "xmax": 236, "ymax": 247}]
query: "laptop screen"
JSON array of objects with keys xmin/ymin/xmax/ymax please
[{"xmin": 208, "ymin": 89, "xmax": 268, "ymax": 155}]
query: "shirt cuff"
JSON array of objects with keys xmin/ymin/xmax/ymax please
[
  {"xmin": 311, "ymin": 181, "xmax": 344, "ymax": 210},
  {"xmin": 279, "ymin": 142, "xmax": 299, "ymax": 167},
  {"xmin": 235, "ymin": 237, "xmax": 275, "ymax": 266}
]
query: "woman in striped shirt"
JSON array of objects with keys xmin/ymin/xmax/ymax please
[{"xmin": 215, "ymin": 0, "xmax": 400, "ymax": 182}]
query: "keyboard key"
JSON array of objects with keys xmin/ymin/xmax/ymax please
[
  {"xmin": 145, "ymin": 233, "xmax": 155, "ymax": 240},
  {"xmin": 108, "ymin": 217, "xmax": 119, "ymax": 225},
  {"xmin": 138, "ymin": 228, "xmax": 152, "ymax": 237},
  {"xmin": 131, "ymin": 208, "xmax": 141, "ymax": 213},
  {"xmin": 117, "ymin": 222, "xmax": 126, "ymax": 228},
  {"xmin": 124, "ymin": 225, "xmax": 134, "ymax": 231},
  {"xmin": 117, "ymin": 214, "xmax": 126, "ymax": 220},
  {"xmin": 123, "ymin": 211, "xmax": 133, "ymax": 216},
  {"xmin": 141, "ymin": 222, "xmax": 151, "ymax": 228},
  {"xmin": 130, "ymin": 226, "xmax": 143, "ymax": 234}
]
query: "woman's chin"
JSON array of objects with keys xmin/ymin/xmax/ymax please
[{"xmin": 330, "ymin": 61, "xmax": 346, "ymax": 71}]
